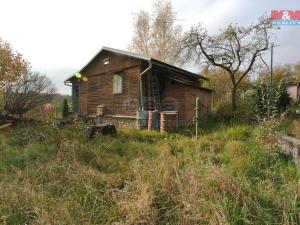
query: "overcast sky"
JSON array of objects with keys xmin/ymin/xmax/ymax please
[{"xmin": 0, "ymin": 0, "xmax": 299, "ymax": 94}]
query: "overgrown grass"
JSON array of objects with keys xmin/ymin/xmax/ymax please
[
  {"xmin": 0, "ymin": 123, "xmax": 299, "ymax": 224},
  {"xmin": 279, "ymin": 117, "xmax": 300, "ymax": 139}
]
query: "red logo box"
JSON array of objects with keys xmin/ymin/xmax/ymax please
[{"xmin": 271, "ymin": 10, "xmax": 300, "ymax": 20}]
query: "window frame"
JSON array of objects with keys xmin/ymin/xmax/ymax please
[
  {"xmin": 113, "ymin": 73, "xmax": 123, "ymax": 94},
  {"xmin": 103, "ymin": 58, "xmax": 110, "ymax": 65}
]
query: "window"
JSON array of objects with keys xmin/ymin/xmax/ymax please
[
  {"xmin": 103, "ymin": 58, "xmax": 110, "ymax": 65},
  {"xmin": 113, "ymin": 74, "xmax": 123, "ymax": 94}
]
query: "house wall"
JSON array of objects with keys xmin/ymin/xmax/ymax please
[
  {"xmin": 74, "ymin": 49, "xmax": 212, "ymax": 127},
  {"xmin": 161, "ymin": 79, "xmax": 186, "ymax": 120},
  {"xmin": 79, "ymin": 80, "xmax": 88, "ymax": 113},
  {"xmin": 78, "ymin": 50, "xmax": 141, "ymax": 116},
  {"xmin": 287, "ymin": 85, "xmax": 298, "ymax": 102},
  {"xmin": 161, "ymin": 79, "xmax": 212, "ymax": 126},
  {"xmin": 184, "ymin": 85, "xmax": 212, "ymax": 124}
]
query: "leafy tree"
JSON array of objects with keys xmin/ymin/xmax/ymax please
[
  {"xmin": 181, "ymin": 16, "xmax": 273, "ymax": 111},
  {"xmin": 258, "ymin": 64, "xmax": 294, "ymax": 84},
  {"xmin": 294, "ymin": 62, "xmax": 300, "ymax": 80},
  {"xmin": 62, "ymin": 98, "xmax": 69, "ymax": 118},
  {"xmin": 129, "ymin": 0, "xmax": 183, "ymax": 65},
  {"xmin": 0, "ymin": 38, "xmax": 29, "ymax": 110},
  {"xmin": 202, "ymin": 67, "xmax": 253, "ymax": 110}
]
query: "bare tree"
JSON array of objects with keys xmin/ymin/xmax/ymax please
[
  {"xmin": 130, "ymin": 10, "xmax": 152, "ymax": 57},
  {"xmin": 129, "ymin": 0, "xmax": 183, "ymax": 65},
  {"xmin": 4, "ymin": 72, "xmax": 56, "ymax": 118},
  {"xmin": 181, "ymin": 17, "xmax": 273, "ymax": 111}
]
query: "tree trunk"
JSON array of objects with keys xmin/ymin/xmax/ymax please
[{"xmin": 231, "ymin": 85, "xmax": 238, "ymax": 111}]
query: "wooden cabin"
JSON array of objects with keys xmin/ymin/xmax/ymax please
[{"xmin": 64, "ymin": 47, "xmax": 212, "ymax": 128}]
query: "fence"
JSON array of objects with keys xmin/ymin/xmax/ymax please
[{"xmin": 277, "ymin": 133, "xmax": 300, "ymax": 169}]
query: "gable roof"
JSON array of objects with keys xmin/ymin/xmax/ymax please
[{"xmin": 64, "ymin": 46, "xmax": 208, "ymax": 82}]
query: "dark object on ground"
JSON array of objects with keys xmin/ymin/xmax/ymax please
[
  {"xmin": 249, "ymin": 117, "xmax": 260, "ymax": 125},
  {"xmin": 79, "ymin": 115, "xmax": 96, "ymax": 124},
  {"xmin": 185, "ymin": 129, "xmax": 193, "ymax": 137},
  {"xmin": 58, "ymin": 114, "xmax": 76, "ymax": 128},
  {"xmin": 85, "ymin": 124, "xmax": 117, "ymax": 139},
  {"xmin": 0, "ymin": 113, "xmax": 42, "ymax": 127},
  {"xmin": 58, "ymin": 119, "xmax": 74, "ymax": 128},
  {"xmin": 0, "ymin": 114, "xmax": 18, "ymax": 126}
]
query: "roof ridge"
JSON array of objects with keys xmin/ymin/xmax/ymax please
[{"xmin": 102, "ymin": 46, "xmax": 150, "ymax": 61}]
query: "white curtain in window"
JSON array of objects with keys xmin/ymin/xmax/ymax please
[{"xmin": 113, "ymin": 74, "xmax": 122, "ymax": 94}]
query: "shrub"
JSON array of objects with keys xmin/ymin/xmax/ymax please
[
  {"xmin": 213, "ymin": 93, "xmax": 256, "ymax": 123},
  {"xmin": 62, "ymin": 98, "xmax": 69, "ymax": 118},
  {"xmin": 256, "ymin": 80, "xmax": 291, "ymax": 117}
]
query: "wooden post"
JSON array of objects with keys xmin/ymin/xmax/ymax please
[{"xmin": 195, "ymin": 97, "xmax": 200, "ymax": 139}]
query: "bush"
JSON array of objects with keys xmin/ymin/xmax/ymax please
[
  {"xmin": 256, "ymin": 80, "xmax": 291, "ymax": 117},
  {"xmin": 3, "ymin": 72, "xmax": 56, "ymax": 118},
  {"xmin": 62, "ymin": 98, "xmax": 69, "ymax": 118},
  {"xmin": 213, "ymin": 93, "xmax": 256, "ymax": 123}
]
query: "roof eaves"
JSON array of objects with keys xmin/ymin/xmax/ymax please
[
  {"xmin": 64, "ymin": 75, "xmax": 74, "ymax": 83},
  {"xmin": 168, "ymin": 76, "xmax": 213, "ymax": 91},
  {"xmin": 150, "ymin": 58, "xmax": 209, "ymax": 81}
]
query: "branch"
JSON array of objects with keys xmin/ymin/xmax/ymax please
[
  {"xmin": 232, "ymin": 32, "xmax": 242, "ymax": 74},
  {"xmin": 236, "ymin": 24, "xmax": 269, "ymax": 85},
  {"xmin": 194, "ymin": 32, "xmax": 233, "ymax": 76}
]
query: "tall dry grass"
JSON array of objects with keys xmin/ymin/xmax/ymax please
[{"xmin": 0, "ymin": 123, "xmax": 299, "ymax": 224}]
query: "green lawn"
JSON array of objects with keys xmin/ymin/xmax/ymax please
[{"xmin": 0, "ymin": 123, "xmax": 299, "ymax": 224}]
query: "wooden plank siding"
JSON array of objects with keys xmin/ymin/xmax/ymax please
[
  {"xmin": 81, "ymin": 50, "xmax": 141, "ymax": 76},
  {"xmin": 98, "ymin": 73, "xmax": 114, "ymax": 115},
  {"xmin": 112, "ymin": 67, "xmax": 139, "ymax": 116},
  {"xmin": 162, "ymin": 78, "xmax": 212, "ymax": 124},
  {"xmin": 161, "ymin": 79, "xmax": 186, "ymax": 120},
  {"xmin": 87, "ymin": 76, "xmax": 101, "ymax": 114},
  {"xmin": 79, "ymin": 50, "xmax": 141, "ymax": 116},
  {"xmin": 185, "ymin": 86, "xmax": 212, "ymax": 123},
  {"xmin": 79, "ymin": 80, "xmax": 88, "ymax": 114}
]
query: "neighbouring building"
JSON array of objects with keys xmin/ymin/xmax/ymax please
[
  {"xmin": 64, "ymin": 47, "xmax": 212, "ymax": 129},
  {"xmin": 287, "ymin": 81, "xmax": 300, "ymax": 103}
]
